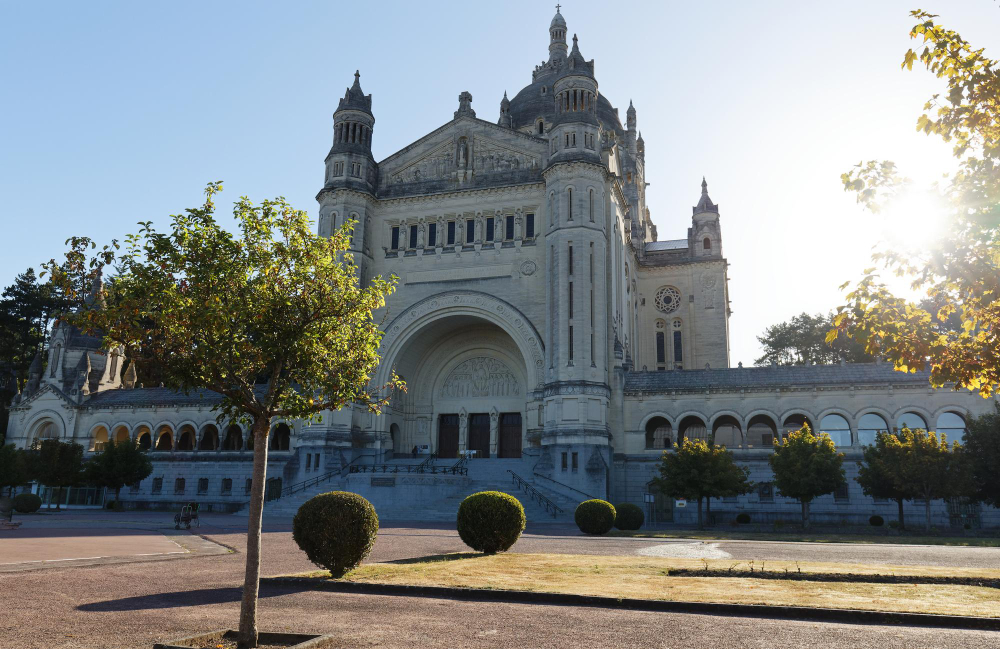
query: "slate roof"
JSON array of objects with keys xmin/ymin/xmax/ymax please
[
  {"xmin": 645, "ymin": 239, "xmax": 687, "ymax": 252},
  {"xmin": 85, "ymin": 387, "xmax": 225, "ymax": 407},
  {"xmin": 624, "ymin": 363, "xmax": 933, "ymax": 393}
]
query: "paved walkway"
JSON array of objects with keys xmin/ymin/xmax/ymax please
[{"xmin": 2, "ymin": 512, "xmax": 999, "ymax": 647}]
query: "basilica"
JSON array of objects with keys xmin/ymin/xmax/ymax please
[{"xmin": 6, "ymin": 10, "xmax": 997, "ymax": 526}]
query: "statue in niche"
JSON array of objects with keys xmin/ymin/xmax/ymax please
[{"xmin": 457, "ymin": 137, "xmax": 469, "ymax": 169}]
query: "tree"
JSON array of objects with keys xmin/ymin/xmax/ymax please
[
  {"xmin": 769, "ymin": 425, "xmax": 845, "ymax": 529},
  {"xmin": 896, "ymin": 427, "xmax": 965, "ymax": 532},
  {"xmin": 652, "ymin": 439, "xmax": 752, "ymax": 529},
  {"xmin": 963, "ymin": 403, "xmax": 1000, "ymax": 509},
  {"xmin": 43, "ymin": 183, "xmax": 401, "ymax": 649},
  {"xmin": 831, "ymin": 11, "xmax": 1000, "ymax": 397},
  {"xmin": 0, "ymin": 444, "xmax": 29, "ymax": 496},
  {"xmin": 32, "ymin": 439, "xmax": 85, "ymax": 510},
  {"xmin": 856, "ymin": 431, "xmax": 909, "ymax": 530},
  {"xmin": 755, "ymin": 312, "xmax": 875, "ymax": 366},
  {"xmin": 86, "ymin": 439, "xmax": 153, "ymax": 503}
]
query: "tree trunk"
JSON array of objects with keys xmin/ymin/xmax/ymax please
[
  {"xmin": 925, "ymin": 494, "xmax": 932, "ymax": 533},
  {"xmin": 896, "ymin": 498, "xmax": 905, "ymax": 531},
  {"xmin": 238, "ymin": 416, "xmax": 271, "ymax": 649},
  {"xmin": 801, "ymin": 500, "xmax": 810, "ymax": 530},
  {"xmin": 697, "ymin": 497, "xmax": 703, "ymax": 530},
  {"xmin": 114, "ymin": 485, "xmax": 122, "ymax": 506},
  {"xmin": 706, "ymin": 497, "xmax": 712, "ymax": 526},
  {"xmin": 55, "ymin": 486, "xmax": 62, "ymax": 511}
]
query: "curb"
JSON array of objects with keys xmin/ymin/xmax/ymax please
[{"xmin": 261, "ymin": 576, "xmax": 1000, "ymax": 631}]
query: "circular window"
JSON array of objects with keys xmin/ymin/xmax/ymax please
[{"xmin": 655, "ymin": 286, "xmax": 681, "ymax": 314}]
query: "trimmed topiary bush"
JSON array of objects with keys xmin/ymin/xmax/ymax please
[
  {"xmin": 456, "ymin": 491, "xmax": 526, "ymax": 554},
  {"xmin": 735, "ymin": 512, "xmax": 751, "ymax": 525},
  {"xmin": 869, "ymin": 515, "xmax": 884, "ymax": 527},
  {"xmin": 292, "ymin": 491, "xmax": 379, "ymax": 578},
  {"xmin": 614, "ymin": 502, "xmax": 644, "ymax": 530},
  {"xmin": 575, "ymin": 499, "xmax": 616, "ymax": 535},
  {"xmin": 13, "ymin": 493, "xmax": 42, "ymax": 513}
]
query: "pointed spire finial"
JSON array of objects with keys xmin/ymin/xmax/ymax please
[{"xmin": 702, "ymin": 176, "xmax": 708, "ymax": 193}]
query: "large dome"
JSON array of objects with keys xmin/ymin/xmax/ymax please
[{"xmin": 508, "ymin": 69, "xmax": 623, "ymax": 136}]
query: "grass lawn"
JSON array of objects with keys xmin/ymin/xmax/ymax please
[
  {"xmin": 290, "ymin": 553, "xmax": 1000, "ymax": 618},
  {"xmin": 607, "ymin": 529, "xmax": 1000, "ymax": 547}
]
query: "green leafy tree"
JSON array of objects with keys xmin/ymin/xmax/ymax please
[
  {"xmin": 769, "ymin": 425, "xmax": 845, "ymax": 529},
  {"xmin": 0, "ymin": 444, "xmax": 29, "ymax": 496},
  {"xmin": 32, "ymin": 439, "xmax": 85, "ymax": 510},
  {"xmin": 832, "ymin": 11, "xmax": 1000, "ymax": 397},
  {"xmin": 652, "ymin": 439, "xmax": 752, "ymax": 529},
  {"xmin": 756, "ymin": 312, "xmax": 875, "ymax": 366},
  {"xmin": 85, "ymin": 439, "xmax": 153, "ymax": 503},
  {"xmin": 963, "ymin": 404, "xmax": 1000, "ymax": 509},
  {"xmin": 43, "ymin": 183, "xmax": 401, "ymax": 649},
  {"xmin": 897, "ymin": 427, "xmax": 965, "ymax": 532},
  {"xmin": 856, "ymin": 431, "xmax": 909, "ymax": 530}
]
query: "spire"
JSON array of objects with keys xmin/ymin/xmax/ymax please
[
  {"xmin": 637, "ymin": 130, "xmax": 645, "ymax": 158},
  {"xmin": 549, "ymin": 6, "xmax": 568, "ymax": 62},
  {"xmin": 28, "ymin": 349, "xmax": 43, "ymax": 376},
  {"xmin": 693, "ymin": 177, "xmax": 719, "ymax": 214},
  {"xmin": 84, "ymin": 267, "xmax": 105, "ymax": 309},
  {"xmin": 336, "ymin": 70, "xmax": 372, "ymax": 116},
  {"xmin": 626, "ymin": 100, "xmax": 636, "ymax": 131},
  {"xmin": 498, "ymin": 91, "xmax": 511, "ymax": 128}
]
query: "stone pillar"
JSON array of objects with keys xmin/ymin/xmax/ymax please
[{"xmin": 489, "ymin": 408, "xmax": 499, "ymax": 458}]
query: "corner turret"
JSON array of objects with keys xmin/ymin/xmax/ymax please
[{"xmin": 325, "ymin": 70, "xmax": 377, "ymax": 194}]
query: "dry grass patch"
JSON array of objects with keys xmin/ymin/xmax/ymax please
[
  {"xmin": 290, "ymin": 553, "xmax": 1000, "ymax": 618},
  {"xmin": 608, "ymin": 529, "xmax": 1000, "ymax": 547}
]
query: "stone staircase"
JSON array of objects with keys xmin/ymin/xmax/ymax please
[{"xmin": 258, "ymin": 456, "xmax": 583, "ymax": 523}]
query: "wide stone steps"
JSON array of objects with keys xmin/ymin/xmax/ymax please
[{"xmin": 259, "ymin": 458, "xmax": 583, "ymax": 523}]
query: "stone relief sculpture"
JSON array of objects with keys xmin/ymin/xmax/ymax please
[
  {"xmin": 388, "ymin": 135, "xmax": 539, "ymax": 187},
  {"xmin": 701, "ymin": 272, "xmax": 717, "ymax": 309},
  {"xmin": 441, "ymin": 357, "xmax": 521, "ymax": 398}
]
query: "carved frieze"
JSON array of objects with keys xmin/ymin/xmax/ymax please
[{"xmin": 441, "ymin": 357, "xmax": 521, "ymax": 399}]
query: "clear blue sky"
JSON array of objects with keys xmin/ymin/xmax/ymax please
[{"xmin": 2, "ymin": 1, "xmax": 998, "ymax": 366}]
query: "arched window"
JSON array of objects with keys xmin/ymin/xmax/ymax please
[
  {"xmin": 644, "ymin": 417, "xmax": 672, "ymax": 449},
  {"xmin": 655, "ymin": 331, "xmax": 666, "ymax": 367},
  {"xmin": 269, "ymin": 423, "xmax": 291, "ymax": 451},
  {"xmin": 783, "ymin": 414, "xmax": 812, "ymax": 438},
  {"xmin": 199, "ymin": 425, "xmax": 220, "ymax": 451},
  {"xmin": 672, "ymin": 319, "xmax": 683, "ymax": 366},
  {"xmin": 589, "ymin": 188, "xmax": 594, "ymax": 222},
  {"xmin": 537, "ymin": 120, "xmax": 544, "ymax": 134},
  {"xmin": 50, "ymin": 345, "xmax": 61, "ymax": 377},
  {"xmin": 819, "ymin": 414, "xmax": 852, "ymax": 447},
  {"xmin": 176, "ymin": 427, "xmax": 195, "ymax": 451},
  {"xmin": 896, "ymin": 412, "xmax": 927, "ymax": 431},
  {"xmin": 712, "ymin": 416, "xmax": 742, "ymax": 448},
  {"xmin": 91, "ymin": 426, "xmax": 109, "ymax": 451},
  {"xmin": 678, "ymin": 416, "xmax": 709, "ymax": 444},
  {"xmin": 703, "ymin": 237, "xmax": 711, "ymax": 250},
  {"xmin": 223, "ymin": 425, "xmax": 243, "ymax": 451},
  {"xmin": 567, "ymin": 188, "xmax": 573, "ymax": 220},
  {"xmin": 113, "ymin": 426, "xmax": 130, "ymax": 444},
  {"xmin": 936, "ymin": 412, "xmax": 966, "ymax": 443},
  {"xmin": 136, "ymin": 431, "xmax": 151, "ymax": 450},
  {"xmin": 747, "ymin": 415, "xmax": 778, "ymax": 447},
  {"xmin": 155, "ymin": 427, "xmax": 173, "ymax": 451},
  {"xmin": 857, "ymin": 413, "xmax": 889, "ymax": 446}
]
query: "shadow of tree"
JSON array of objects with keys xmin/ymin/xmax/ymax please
[
  {"xmin": 385, "ymin": 552, "xmax": 483, "ymax": 565},
  {"xmin": 77, "ymin": 586, "xmax": 292, "ymax": 612}
]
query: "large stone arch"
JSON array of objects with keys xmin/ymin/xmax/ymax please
[
  {"xmin": 375, "ymin": 291, "xmax": 545, "ymax": 391},
  {"xmin": 25, "ymin": 409, "xmax": 68, "ymax": 444}
]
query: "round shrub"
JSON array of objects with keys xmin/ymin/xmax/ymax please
[
  {"xmin": 575, "ymin": 499, "xmax": 616, "ymax": 535},
  {"xmin": 735, "ymin": 512, "xmax": 751, "ymax": 525},
  {"xmin": 13, "ymin": 493, "xmax": 41, "ymax": 513},
  {"xmin": 292, "ymin": 491, "xmax": 379, "ymax": 578},
  {"xmin": 869, "ymin": 515, "xmax": 884, "ymax": 527},
  {"xmin": 457, "ymin": 491, "xmax": 526, "ymax": 554},
  {"xmin": 614, "ymin": 503, "xmax": 644, "ymax": 531}
]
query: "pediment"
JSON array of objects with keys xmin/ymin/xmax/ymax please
[
  {"xmin": 14, "ymin": 383, "xmax": 74, "ymax": 411},
  {"xmin": 379, "ymin": 118, "xmax": 545, "ymax": 195}
]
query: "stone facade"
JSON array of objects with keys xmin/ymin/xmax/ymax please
[{"xmin": 5, "ymin": 9, "xmax": 998, "ymax": 525}]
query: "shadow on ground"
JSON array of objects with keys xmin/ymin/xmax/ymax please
[{"xmin": 77, "ymin": 586, "xmax": 298, "ymax": 612}]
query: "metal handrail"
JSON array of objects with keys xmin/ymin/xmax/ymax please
[
  {"xmin": 532, "ymin": 472, "xmax": 597, "ymax": 501},
  {"xmin": 416, "ymin": 453, "xmax": 436, "ymax": 472},
  {"xmin": 350, "ymin": 460, "xmax": 467, "ymax": 476},
  {"xmin": 508, "ymin": 470, "xmax": 563, "ymax": 518},
  {"xmin": 279, "ymin": 469, "xmax": 340, "ymax": 500}
]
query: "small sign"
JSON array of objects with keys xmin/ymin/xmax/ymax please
[
  {"xmin": 643, "ymin": 493, "xmax": 655, "ymax": 503},
  {"xmin": 675, "ymin": 498, "xmax": 687, "ymax": 508},
  {"xmin": 371, "ymin": 477, "xmax": 396, "ymax": 488}
]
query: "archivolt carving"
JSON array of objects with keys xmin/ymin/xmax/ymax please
[{"xmin": 441, "ymin": 357, "xmax": 520, "ymax": 399}]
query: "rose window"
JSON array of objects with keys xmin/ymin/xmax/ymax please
[{"xmin": 654, "ymin": 286, "xmax": 681, "ymax": 314}]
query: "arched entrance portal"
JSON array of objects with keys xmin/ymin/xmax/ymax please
[{"xmin": 376, "ymin": 297, "xmax": 540, "ymax": 460}]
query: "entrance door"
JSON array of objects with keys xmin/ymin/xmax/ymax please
[
  {"xmin": 498, "ymin": 413, "xmax": 522, "ymax": 458},
  {"xmin": 468, "ymin": 414, "xmax": 490, "ymax": 459},
  {"xmin": 438, "ymin": 414, "xmax": 459, "ymax": 459}
]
